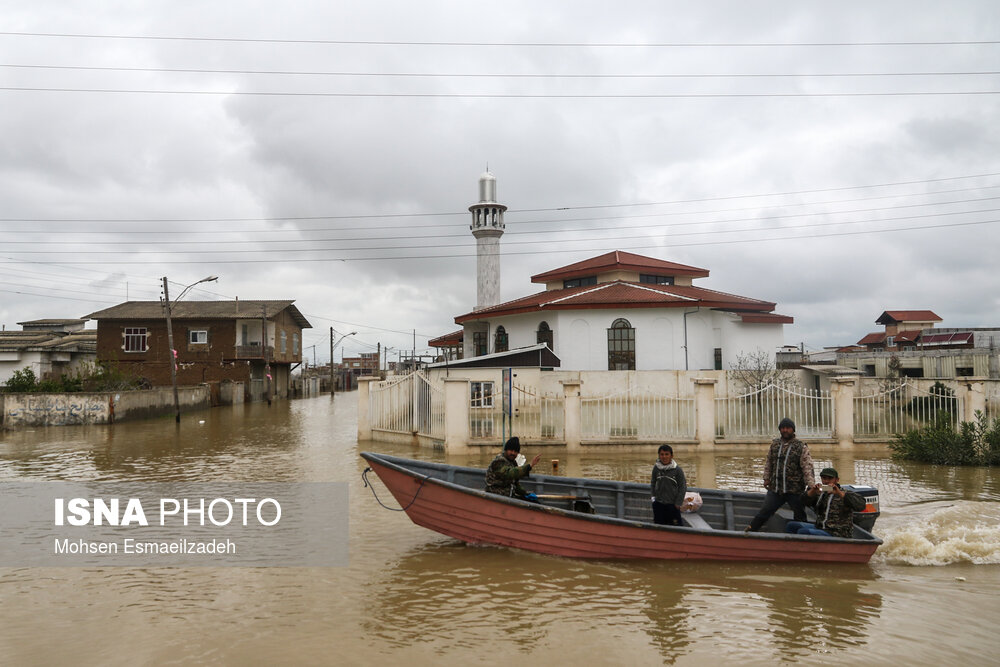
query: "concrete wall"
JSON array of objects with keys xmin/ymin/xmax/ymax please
[{"xmin": 1, "ymin": 386, "xmax": 211, "ymax": 428}]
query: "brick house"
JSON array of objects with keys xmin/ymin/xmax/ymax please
[{"xmin": 83, "ymin": 300, "xmax": 311, "ymax": 402}]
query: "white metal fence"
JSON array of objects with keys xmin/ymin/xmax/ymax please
[
  {"xmin": 370, "ymin": 372, "xmax": 445, "ymax": 439},
  {"xmin": 854, "ymin": 380, "xmax": 963, "ymax": 437},
  {"xmin": 715, "ymin": 382, "xmax": 832, "ymax": 439},
  {"xmin": 512, "ymin": 383, "xmax": 564, "ymax": 441},
  {"xmin": 370, "ymin": 374, "xmax": 414, "ymax": 435},
  {"xmin": 582, "ymin": 389, "xmax": 695, "ymax": 441}
]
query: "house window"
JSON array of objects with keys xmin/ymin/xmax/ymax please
[
  {"xmin": 607, "ymin": 318, "xmax": 635, "ymax": 370},
  {"xmin": 536, "ymin": 321, "xmax": 553, "ymax": 350},
  {"xmin": 564, "ymin": 276, "xmax": 597, "ymax": 289},
  {"xmin": 714, "ymin": 348, "xmax": 723, "ymax": 371},
  {"xmin": 473, "ymin": 331, "xmax": 488, "ymax": 356},
  {"xmin": 188, "ymin": 330, "xmax": 208, "ymax": 344},
  {"xmin": 281, "ymin": 330, "xmax": 287, "ymax": 354},
  {"xmin": 123, "ymin": 327, "xmax": 148, "ymax": 352},
  {"xmin": 293, "ymin": 333, "xmax": 299, "ymax": 355},
  {"xmin": 471, "ymin": 381, "xmax": 494, "ymax": 408},
  {"xmin": 495, "ymin": 326, "xmax": 508, "ymax": 353},
  {"xmin": 640, "ymin": 274, "xmax": 674, "ymax": 285}
]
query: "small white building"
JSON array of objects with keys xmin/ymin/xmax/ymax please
[
  {"xmin": 455, "ymin": 250, "xmax": 791, "ymax": 372},
  {"xmin": 0, "ymin": 319, "xmax": 96, "ymax": 385}
]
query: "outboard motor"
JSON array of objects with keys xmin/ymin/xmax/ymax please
[{"xmin": 842, "ymin": 484, "xmax": 880, "ymax": 532}]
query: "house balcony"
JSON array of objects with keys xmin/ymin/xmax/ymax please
[{"xmin": 232, "ymin": 344, "xmax": 274, "ymax": 361}]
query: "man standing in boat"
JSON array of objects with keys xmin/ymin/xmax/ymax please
[
  {"xmin": 485, "ymin": 437, "xmax": 541, "ymax": 501},
  {"xmin": 745, "ymin": 417, "xmax": 815, "ymax": 532},
  {"xmin": 651, "ymin": 444, "xmax": 687, "ymax": 526}
]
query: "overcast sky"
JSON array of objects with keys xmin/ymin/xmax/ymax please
[{"xmin": 1, "ymin": 1, "xmax": 998, "ymax": 363}]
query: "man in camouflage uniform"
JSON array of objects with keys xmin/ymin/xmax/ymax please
[
  {"xmin": 745, "ymin": 417, "xmax": 815, "ymax": 532},
  {"xmin": 786, "ymin": 467, "xmax": 865, "ymax": 538},
  {"xmin": 485, "ymin": 437, "xmax": 541, "ymax": 501}
]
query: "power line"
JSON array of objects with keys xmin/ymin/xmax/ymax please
[
  {"xmin": 4, "ymin": 85, "xmax": 999, "ymax": 98},
  {"xmin": 6, "ymin": 62, "xmax": 999, "ymax": 79},
  {"xmin": 2, "ymin": 31, "xmax": 998, "ymax": 47},
  {"xmin": 3, "ymin": 205, "xmax": 997, "ymax": 255},
  {"xmin": 1, "ymin": 216, "xmax": 995, "ymax": 265},
  {"xmin": 2, "ymin": 172, "xmax": 997, "ymax": 224},
  {"xmin": 5, "ymin": 194, "xmax": 998, "ymax": 245}
]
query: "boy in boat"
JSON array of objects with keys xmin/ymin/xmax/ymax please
[
  {"xmin": 651, "ymin": 444, "xmax": 687, "ymax": 526},
  {"xmin": 745, "ymin": 417, "xmax": 815, "ymax": 533},
  {"xmin": 785, "ymin": 467, "xmax": 865, "ymax": 538},
  {"xmin": 485, "ymin": 437, "xmax": 541, "ymax": 501}
]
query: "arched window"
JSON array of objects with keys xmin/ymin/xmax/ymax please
[
  {"xmin": 536, "ymin": 321, "xmax": 553, "ymax": 351},
  {"xmin": 495, "ymin": 325, "xmax": 509, "ymax": 353},
  {"xmin": 607, "ymin": 318, "xmax": 635, "ymax": 370}
]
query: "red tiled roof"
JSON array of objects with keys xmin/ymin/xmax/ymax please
[
  {"xmin": 894, "ymin": 330, "xmax": 921, "ymax": 343},
  {"xmin": 876, "ymin": 310, "xmax": 941, "ymax": 325},
  {"xmin": 857, "ymin": 332, "xmax": 887, "ymax": 345},
  {"xmin": 455, "ymin": 281, "xmax": 787, "ymax": 324},
  {"xmin": 530, "ymin": 250, "xmax": 709, "ymax": 283},
  {"xmin": 428, "ymin": 330, "xmax": 464, "ymax": 347}
]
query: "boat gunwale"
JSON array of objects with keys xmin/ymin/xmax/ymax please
[{"xmin": 360, "ymin": 451, "xmax": 883, "ymax": 547}]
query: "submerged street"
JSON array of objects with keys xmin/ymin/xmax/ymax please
[{"xmin": 2, "ymin": 393, "xmax": 998, "ymax": 665}]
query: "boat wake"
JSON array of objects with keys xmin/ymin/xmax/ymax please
[{"xmin": 874, "ymin": 502, "xmax": 1000, "ymax": 566}]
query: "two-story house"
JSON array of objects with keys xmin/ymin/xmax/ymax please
[{"xmin": 83, "ymin": 300, "xmax": 311, "ymax": 402}]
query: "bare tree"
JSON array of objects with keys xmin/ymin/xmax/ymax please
[{"xmin": 729, "ymin": 349, "xmax": 794, "ymax": 391}]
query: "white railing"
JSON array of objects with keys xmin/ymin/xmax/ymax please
[
  {"xmin": 511, "ymin": 383, "xmax": 564, "ymax": 441},
  {"xmin": 987, "ymin": 383, "xmax": 1000, "ymax": 421},
  {"xmin": 414, "ymin": 372, "xmax": 445, "ymax": 439},
  {"xmin": 582, "ymin": 389, "xmax": 695, "ymax": 440},
  {"xmin": 716, "ymin": 382, "xmax": 832, "ymax": 438},
  {"xmin": 369, "ymin": 374, "xmax": 414, "ymax": 435},
  {"xmin": 854, "ymin": 380, "xmax": 962, "ymax": 437}
]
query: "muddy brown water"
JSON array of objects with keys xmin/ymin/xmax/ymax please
[{"xmin": 2, "ymin": 393, "xmax": 998, "ymax": 665}]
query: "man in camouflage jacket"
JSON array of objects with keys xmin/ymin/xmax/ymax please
[
  {"xmin": 485, "ymin": 437, "xmax": 541, "ymax": 500},
  {"xmin": 746, "ymin": 417, "xmax": 815, "ymax": 532},
  {"xmin": 786, "ymin": 467, "xmax": 865, "ymax": 538}
]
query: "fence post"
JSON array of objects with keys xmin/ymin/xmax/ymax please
[
  {"xmin": 692, "ymin": 378, "xmax": 717, "ymax": 448},
  {"xmin": 561, "ymin": 380, "xmax": 582, "ymax": 451},
  {"xmin": 830, "ymin": 376, "xmax": 857, "ymax": 447},
  {"xmin": 444, "ymin": 377, "xmax": 471, "ymax": 453},
  {"xmin": 961, "ymin": 378, "xmax": 987, "ymax": 422},
  {"xmin": 357, "ymin": 376, "xmax": 375, "ymax": 441}
]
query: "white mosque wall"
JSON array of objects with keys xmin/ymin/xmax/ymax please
[{"xmin": 474, "ymin": 308, "xmax": 785, "ymax": 371}]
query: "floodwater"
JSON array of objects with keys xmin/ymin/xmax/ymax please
[{"xmin": 2, "ymin": 393, "xmax": 998, "ymax": 666}]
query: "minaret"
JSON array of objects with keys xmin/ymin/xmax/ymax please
[{"xmin": 469, "ymin": 171, "xmax": 506, "ymax": 310}]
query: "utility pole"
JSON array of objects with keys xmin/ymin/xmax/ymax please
[
  {"xmin": 162, "ymin": 277, "xmax": 181, "ymax": 423},
  {"xmin": 330, "ymin": 327, "xmax": 335, "ymax": 397},
  {"xmin": 263, "ymin": 304, "xmax": 271, "ymax": 406},
  {"xmin": 377, "ymin": 341, "xmax": 381, "ymax": 374}
]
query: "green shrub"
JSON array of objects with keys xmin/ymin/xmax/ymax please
[
  {"xmin": 4, "ymin": 367, "xmax": 37, "ymax": 392},
  {"xmin": 891, "ymin": 411, "xmax": 1000, "ymax": 466}
]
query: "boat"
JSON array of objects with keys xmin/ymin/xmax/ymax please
[{"xmin": 361, "ymin": 452, "xmax": 883, "ymax": 564}]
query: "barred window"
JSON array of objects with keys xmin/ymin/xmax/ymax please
[
  {"xmin": 473, "ymin": 331, "xmax": 488, "ymax": 356},
  {"xmin": 494, "ymin": 326, "xmax": 508, "ymax": 353},
  {"xmin": 123, "ymin": 327, "xmax": 148, "ymax": 352},
  {"xmin": 607, "ymin": 318, "xmax": 635, "ymax": 370},
  {"xmin": 281, "ymin": 330, "xmax": 287, "ymax": 354},
  {"xmin": 293, "ymin": 333, "xmax": 299, "ymax": 355},
  {"xmin": 471, "ymin": 381, "xmax": 494, "ymax": 408},
  {"xmin": 536, "ymin": 321, "xmax": 553, "ymax": 351}
]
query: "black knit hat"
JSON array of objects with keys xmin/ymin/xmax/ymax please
[
  {"xmin": 504, "ymin": 436, "xmax": 521, "ymax": 452},
  {"xmin": 778, "ymin": 417, "xmax": 795, "ymax": 431}
]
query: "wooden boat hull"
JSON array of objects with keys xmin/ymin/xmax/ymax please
[{"xmin": 361, "ymin": 453, "xmax": 881, "ymax": 564}]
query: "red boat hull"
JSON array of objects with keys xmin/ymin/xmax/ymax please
[{"xmin": 366, "ymin": 457, "xmax": 879, "ymax": 564}]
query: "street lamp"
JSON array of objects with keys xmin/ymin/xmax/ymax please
[
  {"xmin": 330, "ymin": 329, "xmax": 357, "ymax": 397},
  {"xmin": 162, "ymin": 275, "xmax": 219, "ymax": 423}
]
